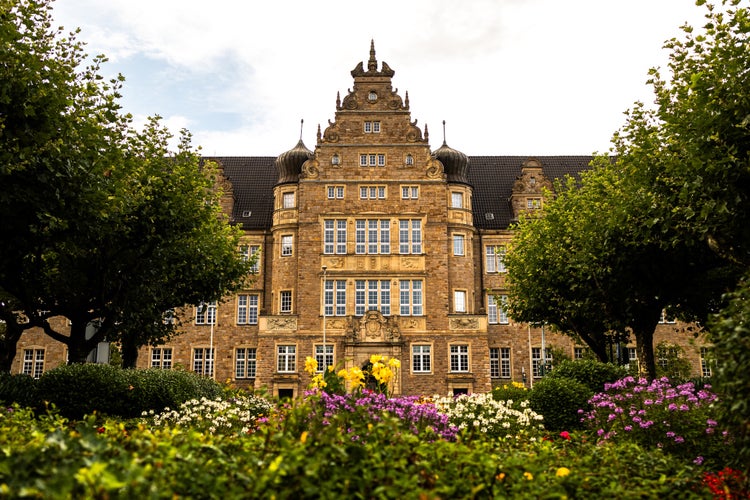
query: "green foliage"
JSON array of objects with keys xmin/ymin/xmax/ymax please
[
  {"xmin": 547, "ymin": 359, "xmax": 627, "ymax": 394},
  {"xmin": 529, "ymin": 376, "xmax": 593, "ymax": 431},
  {"xmin": 0, "ymin": 372, "xmax": 38, "ymax": 408},
  {"xmin": 0, "ymin": 399, "xmax": 727, "ymax": 498},
  {"xmin": 655, "ymin": 342, "xmax": 693, "ymax": 383},
  {"xmin": 710, "ymin": 275, "xmax": 750, "ymax": 475},
  {"xmin": 491, "ymin": 381, "xmax": 531, "ymax": 410},
  {"xmin": 582, "ymin": 376, "xmax": 725, "ymax": 469},
  {"xmin": 33, "ymin": 364, "xmax": 222, "ymax": 419}
]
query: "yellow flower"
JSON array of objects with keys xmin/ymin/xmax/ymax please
[
  {"xmin": 300, "ymin": 431, "xmax": 308, "ymax": 443},
  {"xmin": 370, "ymin": 354, "xmax": 383, "ymax": 364},
  {"xmin": 328, "ymin": 365, "xmax": 335, "ymax": 373},
  {"xmin": 304, "ymin": 356, "xmax": 318, "ymax": 375},
  {"xmin": 388, "ymin": 358, "xmax": 401, "ymax": 369},
  {"xmin": 523, "ymin": 472, "xmax": 534, "ymax": 480},
  {"xmin": 496, "ymin": 472, "xmax": 506, "ymax": 482},
  {"xmin": 556, "ymin": 467, "xmax": 571, "ymax": 477}
]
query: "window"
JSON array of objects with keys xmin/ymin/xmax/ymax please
[
  {"xmin": 526, "ymin": 198, "xmax": 541, "ymax": 209},
  {"xmin": 451, "ymin": 192, "xmax": 464, "ymax": 208},
  {"xmin": 364, "ymin": 121, "xmax": 381, "ymax": 133},
  {"xmin": 490, "ymin": 347, "xmax": 511, "ymax": 378},
  {"xmin": 324, "ymin": 280, "xmax": 347, "ymax": 316},
  {"xmin": 399, "ymin": 219, "xmax": 422, "ymax": 254},
  {"xmin": 405, "ymin": 154, "xmax": 414, "ymax": 166},
  {"xmin": 485, "ymin": 245, "xmax": 506, "ymax": 273},
  {"xmin": 359, "ymin": 185, "xmax": 386, "ymax": 199},
  {"xmin": 324, "ymin": 219, "xmax": 347, "ymax": 254},
  {"xmin": 400, "ymin": 280, "xmax": 423, "ymax": 316},
  {"xmin": 240, "ymin": 245, "xmax": 260, "ymax": 273},
  {"xmin": 327, "ymin": 185, "xmax": 345, "ymax": 199},
  {"xmin": 277, "ymin": 345, "xmax": 296, "ymax": 372},
  {"xmin": 532, "ymin": 347, "xmax": 542, "ymax": 377},
  {"xmin": 355, "ymin": 280, "xmax": 391, "ymax": 316},
  {"xmin": 355, "ymin": 219, "xmax": 390, "ymax": 254},
  {"xmin": 237, "ymin": 294, "xmax": 259, "ymax": 325},
  {"xmin": 574, "ymin": 347, "xmax": 585, "ymax": 360},
  {"xmin": 360, "ymin": 153, "xmax": 384, "ymax": 167},
  {"xmin": 281, "ymin": 235, "xmax": 293, "ymax": 256},
  {"xmin": 412, "ymin": 345, "xmax": 431, "ymax": 373},
  {"xmin": 280, "ymin": 291, "xmax": 292, "ymax": 314},
  {"xmin": 282, "ymin": 192, "xmax": 295, "ymax": 208},
  {"xmin": 627, "ymin": 347, "xmax": 638, "ymax": 372},
  {"xmin": 235, "ymin": 347, "xmax": 257, "ymax": 379},
  {"xmin": 22, "ymin": 349, "xmax": 45, "ymax": 378},
  {"xmin": 315, "ymin": 344, "xmax": 334, "ymax": 372},
  {"xmin": 487, "ymin": 294, "xmax": 509, "ymax": 324},
  {"xmin": 454, "ymin": 290, "xmax": 466, "ymax": 313},
  {"xmin": 193, "ymin": 348, "xmax": 214, "ymax": 377},
  {"xmin": 401, "ymin": 186, "xmax": 419, "ymax": 199},
  {"xmin": 450, "ymin": 345, "xmax": 469, "ymax": 372},
  {"xmin": 196, "ymin": 301, "xmax": 216, "ymax": 325},
  {"xmin": 453, "ymin": 234, "xmax": 465, "ymax": 256},
  {"xmin": 700, "ymin": 347, "xmax": 712, "ymax": 378},
  {"xmin": 151, "ymin": 348, "xmax": 173, "ymax": 369}
]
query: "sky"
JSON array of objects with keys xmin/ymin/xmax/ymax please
[{"xmin": 50, "ymin": 0, "xmax": 709, "ymax": 157}]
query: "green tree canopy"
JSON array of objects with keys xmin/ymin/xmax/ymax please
[{"xmin": 0, "ymin": 0, "xmax": 252, "ymax": 367}]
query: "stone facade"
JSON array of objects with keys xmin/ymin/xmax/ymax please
[{"xmin": 11, "ymin": 43, "xmax": 713, "ymax": 396}]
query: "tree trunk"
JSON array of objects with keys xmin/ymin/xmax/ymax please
[
  {"xmin": 631, "ymin": 309, "xmax": 661, "ymax": 380},
  {"xmin": 120, "ymin": 332, "xmax": 139, "ymax": 369}
]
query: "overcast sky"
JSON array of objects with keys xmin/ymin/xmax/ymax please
[{"xmin": 51, "ymin": 0, "xmax": 708, "ymax": 156}]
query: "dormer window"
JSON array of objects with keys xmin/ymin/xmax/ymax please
[
  {"xmin": 368, "ymin": 91, "xmax": 378, "ymax": 102},
  {"xmin": 331, "ymin": 153, "xmax": 340, "ymax": 165},
  {"xmin": 405, "ymin": 154, "xmax": 414, "ymax": 166},
  {"xmin": 364, "ymin": 121, "xmax": 380, "ymax": 133}
]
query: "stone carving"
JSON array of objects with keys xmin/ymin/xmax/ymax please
[
  {"xmin": 344, "ymin": 312, "xmax": 401, "ymax": 343},
  {"xmin": 267, "ymin": 317, "xmax": 297, "ymax": 330},
  {"xmin": 450, "ymin": 317, "xmax": 479, "ymax": 330},
  {"xmin": 425, "ymin": 158, "xmax": 444, "ymax": 179},
  {"xmin": 300, "ymin": 159, "xmax": 319, "ymax": 179}
]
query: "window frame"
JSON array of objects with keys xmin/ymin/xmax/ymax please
[
  {"xmin": 237, "ymin": 294, "xmax": 259, "ymax": 325},
  {"xmin": 281, "ymin": 235, "xmax": 293, "ymax": 257},
  {"xmin": 282, "ymin": 192, "xmax": 295, "ymax": 209},
  {"xmin": 451, "ymin": 192, "xmax": 464, "ymax": 209},
  {"xmin": 277, "ymin": 344, "xmax": 296, "ymax": 373},
  {"xmin": 315, "ymin": 344, "xmax": 334, "ymax": 372},
  {"xmin": 235, "ymin": 347, "xmax": 257, "ymax": 379},
  {"xmin": 454, "ymin": 290, "xmax": 467, "ymax": 313},
  {"xmin": 22, "ymin": 348, "xmax": 45, "ymax": 379},
  {"xmin": 453, "ymin": 234, "xmax": 465, "ymax": 256},
  {"xmin": 449, "ymin": 344, "xmax": 470, "ymax": 373},
  {"xmin": 280, "ymin": 290, "xmax": 292, "ymax": 314},
  {"xmin": 151, "ymin": 347, "xmax": 173, "ymax": 369},
  {"xmin": 193, "ymin": 347, "xmax": 215, "ymax": 377},
  {"xmin": 355, "ymin": 279, "xmax": 391, "ymax": 316},
  {"xmin": 399, "ymin": 280, "xmax": 423, "ymax": 316},
  {"xmin": 485, "ymin": 245, "xmax": 506, "ymax": 273},
  {"xmin": 412, "ymin": 344, "xmax": 432, "ymax": 373}
]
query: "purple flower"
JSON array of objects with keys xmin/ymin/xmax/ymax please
[
  {"xmin": 693, "ymin": 456, "xmax": 704, "ymax": 465},
  {"xmin": 674, "ymin": 436, "xmax": 684, "ymax": 444},
  {"xmin": 668, "ymin": 403, "xmax": 678, "ymax": 411}
]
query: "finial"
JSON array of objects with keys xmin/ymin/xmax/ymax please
[
  {"xmin": 368, "ymin": 39, "xmax": 377, "ymax": 71},
  {"xmin": 336, "ymin": 91, "xmax": 341, "ymax": 109},
  {"xmin": 405, "ymin": 91, "xmax": 410, "ymax": 109},
  {"xmin": 424, "ymin": 123, "xmax": 429, "ymax": 141},
  {"xmin": 317, "ymin": 124, "xmax": 321, "ymax": 143},
  {"xmin": 299, "ymin": 119, "xmax": 304, "ymax": 141},
  {"xmin": 442, "ymin": 120, "xmax": 447, "ymax": 146}
]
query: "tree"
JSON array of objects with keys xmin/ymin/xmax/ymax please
[
  {"xmin": 0, "ymin": 0, "xmax": 252, "ymax": 367},
  {"xmin": 506, "ymin": 0, "xmax": 746, "ymax": 379}
]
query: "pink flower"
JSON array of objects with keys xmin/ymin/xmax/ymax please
[{"xmin": 560, "ymin": 431, "xmax": 571, "ymax": 440}]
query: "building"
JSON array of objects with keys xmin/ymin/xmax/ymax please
[{"xmin": 13, "ymin": 43, "xmax": 712, "ymax": 396}]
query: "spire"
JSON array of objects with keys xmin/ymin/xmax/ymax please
[
  {"xmin": 368, "ymin": 39, "xmax": 377, "ymax": 71},
  {"xmin": 442, "ymin": 120, "xmax": 447, "ymax": 146},
  {"xmin": 299, "ymin": 119, "xmax": 304, "ymax": 141}
]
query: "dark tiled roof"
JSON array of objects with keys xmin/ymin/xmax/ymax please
[
  {"xmin": 208, "ymin": 157, "xmax": 277, "ymax": 231},
  {"xmin": 468, "ymin": 156, "xmax": 592, "ymax": 230},
  {"xmin": 209, "ymin": 156, "xmax": 593, "ymax": 231}
]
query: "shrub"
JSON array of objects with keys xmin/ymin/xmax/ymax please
[
  {"xmin": 547, "ymin": 359, "xmax": 627, "ymax": 394},
  {"xmin": 582, "ymin": 376, "xmax": 726, "ymax": 468},
  {"xmin": 36, "ymin": 364, "xmax": 223, "ymax": 419},
  {"xmin": 491, "ymin": 381, "xmax": 530, "ymax": 409},
  {"xmin": 528, "ymin": 376, "xmax": 593, "ymax": 431},
  {"xmin": 123, "ymin": 368, "xmax": 222, "ymax": 418},
  {"xmin": 36, "ymin": 363, "xmax": 131, "ymax": 419},
  {"xmin": 0, "ymin": 372, "xmax": 38, "ymax": 408}
]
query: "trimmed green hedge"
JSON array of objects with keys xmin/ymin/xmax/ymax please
[
  {"xmin": 31, "ymin": 364, "xmax": 222, "ymax": 419},
  {"xmin": 547, "ymin": 359, "xmax": 627, "ymax": 393},
  {"xmin": 529, "ymin": 376, "xmax": 592, "ymax": 431}
]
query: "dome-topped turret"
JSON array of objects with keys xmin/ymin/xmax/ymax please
[
  {"xmin": 275, "ymin": 123, "xmax": 313, "ymax": 185},
  {"xmin": 433, "ymin": 121, "xmax": 469, "ymax": 184}
]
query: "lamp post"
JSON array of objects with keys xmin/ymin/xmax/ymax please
[{"xmin": 322, "ymin": 265, "xmax": 327, "ymax": 368}]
